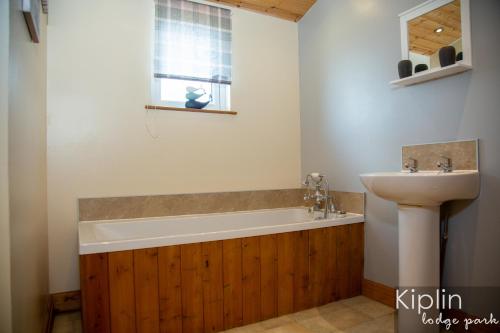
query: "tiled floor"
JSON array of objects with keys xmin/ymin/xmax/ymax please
[
  {"xmin": 52, "ymin": 296, "xmax": 396, "ymax": 333},
  {"xmin": 52, "ymin": 310, "xmax": 82, "ymax": 333}
]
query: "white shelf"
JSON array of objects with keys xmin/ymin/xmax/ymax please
[{"xmin": 390, "ymin": 62, "xmax": 472, "ymax": 87}]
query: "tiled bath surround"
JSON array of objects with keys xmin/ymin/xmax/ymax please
[
  {"xmin": 402, "ymin": 140, "xmax": 478, "ymax": 171},
  {"xmin": 78, "ymin": 189, "xmax": 365, "ymax": 221}
]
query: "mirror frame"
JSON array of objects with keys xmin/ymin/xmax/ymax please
[{"xmin": 399, "ymin": 0, "xmax": 471, "ymax": 66}]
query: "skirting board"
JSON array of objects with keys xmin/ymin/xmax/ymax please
[
  {"xmin": 51, "ymin": 290, "xmax": 81, "ymax": 313},
  {"xmin": 362, "ymin": 279, "xmax": 396, "ymax": 308},
  {"xmin": 44, "ymin": 290, "xmax": 82, "ymax": 333},
  {"xmin": 43, "ymin": 297, "xmax": 54, "ymax": 333}
]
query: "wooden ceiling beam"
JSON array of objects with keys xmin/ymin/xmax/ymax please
[
  {"xmin": 206, "ymin": 0, "xmax": 316, "ymax": 22},
  {"xmin": 422, "ymin": 12, "xmax": 461, "ymax": 29},
  {"xmin": 408, "ymin": 0, "xmax": 462, "ymax": 56},
  {"xmin": 410, "ymin": 16, "xmax": 461, "ymax": 34},
  {"xmin": 412, "ymin": 38, "xmax": 447, "ymax": 50},
  {"xmin": 410, "ymin": 27, "xmax": 461, "ymax": 43},
  {"xmin": 410, "ymin": 48, "xmax": 434, "ymax": 56},
  {"xmin": 409, "ymin": 21, "xmax": 461, "ymax": 38}
]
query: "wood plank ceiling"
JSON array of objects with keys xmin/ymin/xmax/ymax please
[
  {"xmin": 207, "ymin": 0, "xmax": 317, "ymax": 22},
  {"xmin": 408, "ymin": 0, "xmax": 462, "ymax": 56}
]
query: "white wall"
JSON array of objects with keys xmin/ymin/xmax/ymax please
[
  {"xmin": 299, "ymin": 0, "xmax": 500, "ymax": 314},
  {"xmin": 408, "ymin": 51, "xmax": 430, "ymax": 70},
  {"xmin": 0, "ymin": 0, "xmax": 12, "ymax": 331},
  {"xmin": 8, "ymin": 0, "xmax": 49, "ymax": 331},
  {"xmin": 47, "ymin": 0, "xmax": 301, "ymax": 292}
]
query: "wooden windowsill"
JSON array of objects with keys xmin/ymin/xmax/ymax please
[{"xmin": 145, "ymin": 105, "xmax": 237, "ymax": 115}]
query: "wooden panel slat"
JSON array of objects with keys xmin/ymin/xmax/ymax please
[
  {"xmin": 241, "ymin": 237, "xmax": 261, "ymax": 325},
  {"xmin": 202, "ymin": 241, "xmax": 224, "ymax": 333},
  {"xmin": 349, "ymin": 223, "xmax": 364, "ymax": 297},
  {"xmin": 158, "ymin": 246, "xmax": 183, "ymax": 333},
  {"xmin": 134, "ymin": 248, "xmax": 160, "ymax": 333},
  {"xmin": 325, "ymin": 227, "xmax": 338, "ymax": 303},
  {"xmin": 309, "ymin": 228, "xmax": 328, "ymax": 306},
  {"xmin": 293, "ymin": 230, "xmax": 310, "ymax": 311},
  {"xmin": 222, "ymin": 239, "xmax": 243, "ymax": 329},
  {"xmin": 181, "ymin": 244, "xmax": 204, "ymax": 333},
  {"xmin": 260, "ymin": 234, "xmax": 277, "ymax": 320},
  {"xmin": 336, "ymin": 225, "xmax": 350, "ymax": 300},
  {"xmin": 276, "ymin": 232, "xmax": 294, "ymax": 316},
  {"xmin": 108, "ymin": 251, "xmax": 136, "ymax": 333},
  {"xmin": 80, "ymin": 253, "xmax": 111, "ymax": 333}
]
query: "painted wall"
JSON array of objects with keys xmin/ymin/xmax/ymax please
[
  {"xmin": 7, "ymin": 0, "xmax": 49, "ymax": 332},
  {"xmin": 299, "ymin": 0, "xmax": 500, "ymax": 315},
  {"xmin": 0, "ymin": 0, "xmax": 12, "ymax": 331},
  {"xmin": 47, "ymin": 0, "xmax": 301, "ymax": 292}
]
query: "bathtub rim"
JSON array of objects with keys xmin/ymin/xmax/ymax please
[
  {"xmin": 79, "ymin": 206, "xmax": 318, "ymax": 224},
  {"xmin": 79, "ymin": 206, "xmax": 364, "ymax": 255}
]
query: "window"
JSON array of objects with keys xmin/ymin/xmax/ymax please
[{"xmin": 153, "ymin": 0, "xmax": 232, "ymax": 111}]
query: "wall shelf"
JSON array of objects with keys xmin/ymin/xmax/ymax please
[
  {"xmin": 390, "ymin": 63, "xmax": 472, "ymax": 87},
  {"xmin": 394, "ymin": 0, "xmax": 472, "ymax": 88},
  {"xmin": 145, "ymin": 105, "xmax": 237, "ymax": 115}
]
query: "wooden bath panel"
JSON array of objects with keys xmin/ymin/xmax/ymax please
[{"xmin": 80, "ymin": 223, "xmax": 364, "ymax": 333}]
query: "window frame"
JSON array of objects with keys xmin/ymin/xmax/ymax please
[
  {"xmin": 152, "ymin": 77, "xmax": 231, "ymax": 111},
  {"xmin": 152, "ymin": 0, "xmax": 233, "ymax": 111}
]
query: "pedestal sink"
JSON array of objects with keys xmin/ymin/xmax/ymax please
[
  {"xmin": 360, "ymin": 170, "xmax": 479, "ymax": 332},
  {"xmin": 360, "ymin": 170, "xmax": 480, "ymax": 207}
]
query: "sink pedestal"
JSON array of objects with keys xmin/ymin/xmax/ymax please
[
  {"xmin": 359, "ymin": 170, "xmax": 479, "ymax": 333},
  {"xmin": 399, "ymin": 205, "xmax": 440, "ymax": 287},
  {"xmin": 398, "ymin": 204, "xmax": 440, "ymax": 333}
]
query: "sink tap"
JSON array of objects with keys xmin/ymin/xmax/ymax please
[
  {"xmin": 437, "ymin": 156, "xmax": 453, "ymax": 173},
  {"xmin": 303, "ymin": 173, "xmax": 334, "ymax": 219},
  {"xmin": 404, "ymin": 158, "xmax": 418, "ymax": 173}
]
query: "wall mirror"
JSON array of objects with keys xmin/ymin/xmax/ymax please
[{"xmin": 392, "ymin": 0, "xmax": 471, "ymax": 86}]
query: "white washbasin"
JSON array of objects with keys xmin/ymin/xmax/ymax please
[
  {"xmin": 360, "ymin": 170, "xmax": 480, "ymax": 206},
  {"xmin": 360, "ymin": 168, "xmax": 480, "ymax": 332}
]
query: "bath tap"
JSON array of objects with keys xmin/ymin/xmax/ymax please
[{"xmin": 303, "ymin": 173, "xmax": 334, "ymax": 219}]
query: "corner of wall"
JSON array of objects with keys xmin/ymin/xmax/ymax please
[
  {"xmin": 7, "ymin": 2, "xmax": 49, "ymax": 332},
  {"xmin": 0, "ymin": 0, "xmax": 12, "ymax": 331}
]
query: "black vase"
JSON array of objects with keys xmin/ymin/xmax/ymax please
[
  {"xmin": 439, "ymin": 46, "xmax": 456, "ymax": 67},
  {"xmin": 456, "ymin": 52, "xmax": 463, "ymax": 61},
  {"xmin": 415, "ymin": 64, "xmax": 428, "ymax": 73},
  {"xmin": 398, "ymin": 60, "xmax": 412, "ymax": 79}
]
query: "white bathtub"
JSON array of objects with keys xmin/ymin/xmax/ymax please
[{"xmin": 79, "ymin": 207, "xmax": 364, "ymax": 254}]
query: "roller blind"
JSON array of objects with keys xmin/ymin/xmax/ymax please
[{"xmin": 154, "ymin": 0, "xmax": 232, "ymax": 85}]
